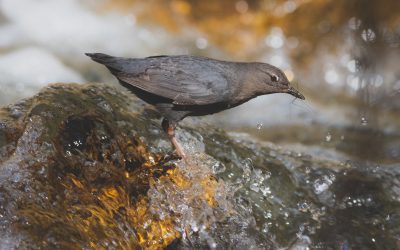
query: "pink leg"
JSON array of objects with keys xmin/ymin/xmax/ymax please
[
  {"xmin": 167, "ymin": 127, "xmax": 186, "ymax": 158},
  {"xmin": 162, "ymin": 119, "xmax": 186, "ymax": 158}
]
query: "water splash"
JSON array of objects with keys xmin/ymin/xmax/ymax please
[
  {"xmin": 1, "ymin": 84, "xmax": 399, "ymax": 249},
  {"xmin": 360, "ymin": 116, "xmax": 368, "ymax": 126},
  {"xmin": 325, "ymin": 132, "xmax": 332, "ymax": 142},
  {"xmin": 361, "ymin": 29, "xmax": 376, "ymax": 42},
  {"xmin": 146, "ymin": 153, "xmax": 233, "ymax": 248}
]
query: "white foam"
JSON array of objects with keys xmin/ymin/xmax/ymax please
[
  {"xmin": 0, "ymin": 0, "xmax": 168, "ymax": 57},
  {"xmin": 0, "ymin": 47, "xmax": 83, "ymax": 104}
]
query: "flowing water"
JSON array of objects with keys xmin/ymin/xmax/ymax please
[
  {"xmin": 0, "ymin": 84, "xmax": 398, "ymax": 249},
  {"xmin": 0, "ymin": 0, "xmax": 399, "ymax": 249}
]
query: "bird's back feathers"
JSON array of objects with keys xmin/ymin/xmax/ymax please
[{"xmin": 86, "ymin": 53, "xmax": 235, "ymax": 105}]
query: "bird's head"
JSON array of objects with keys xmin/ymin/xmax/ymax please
[{"xmin": 253, "ymin": 63, "xmax": 305, "ymax": 100}]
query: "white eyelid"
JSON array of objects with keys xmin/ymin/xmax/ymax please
[{"xmin": 271, "ymin": 74, "xmax": 279, "ymax": 82}]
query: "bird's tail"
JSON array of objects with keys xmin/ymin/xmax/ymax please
[
  {"xmin": 85, "ymin": 53, "xmax": 114, "ymax": 63},
  {"xmin": 85, "ymin": 53, "xmax": 125, "ymax": 73}
]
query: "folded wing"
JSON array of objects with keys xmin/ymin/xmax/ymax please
[{"xmin": 87, "ymin": 54, "xmax": 231, "ymax": 105}]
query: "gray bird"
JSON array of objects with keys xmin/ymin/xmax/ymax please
[{"xmin": 86, "ymin": 53, "xmax": 305, "ymax": 158}]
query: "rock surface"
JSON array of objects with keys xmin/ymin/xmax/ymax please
[{"xmin": 0, "ymin": 83, "xmax": 399, "ymax": 249}]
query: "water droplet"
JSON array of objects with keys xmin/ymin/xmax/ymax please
[
  {"xmin": 256, "ymin": 123, "xmax": 263, "ymax": 130},
  {"xmin": 210, "ymin": 242, "xmax": 217, "ymax": 249},
  {"xmin": 361, "ymin": 117, "xmax": 368, "ymax": 126},
  {"xmin": 297, "ymin": 201, "xmax": 310, "ymax": 212},
  {"xmin": 261, "ymin": 223, "xmax": 269, "ymax": 233},
  {"xmin": 298, "ymin": 224, "xmax": 305, "ymax": 233},
  {"xmin": 265, "ymin": 34, "xmax": 284, "ymax": 48},
  {"xmin": 99, "ymin": 101, "xmax": 112, "ymax": 112},
  {"xmin": 263, "ymin": 211, "xmax": 273, "ymax": 219},
  {"xmin": 265, "ymin": 27, "xmax": 284, "ymax": 49},
  {"xmin": 148, "ymin": 156, "xmax": 155, "ymax": 165},
  {"xmin": 325, "ymin": 132, "xmax": 332, "ymax": 142},
  {"xmin": 348, "ymin": 17, "xmax": 361, "ymax": 30},
  {"xmin": 361, "ymin": 29, "xmax": 376, "ymax": 42},
  {"xmin": 324, "ymin": 69, "xmax": 339, "ymax": 84},
  {"xmin": 346, "ymin": 75, "xmax": 360, "ymax": 90},
  {"xmin": 242, "ymin": 158, "xmax": 253, "ymax": 170},
  {"xmin": 313, "ymin": 176, "xmax": 333, "ymax": 194},
  {"xmin": 283, "ymin": 0, "xmax": 297, "ymax": 13},
  {"xmin": 250, "ymin": 182, "xmax": 260, "ymax": 192},
  {"xmin": 260, "ymin": 186, "xmax": 271, "ymax": 196},
  {"xmin": 195, "ymin": 37, "xmax": 208, "ymax": 49},
  {"xmin": 212, "ymin": 162, "xmax": 226, "ymax": 174},
  {"xmin": 347, "ymin": 59, "xmax": 357, "ymax": 72},
  {"xmin": 235, "ymin": 0, "xmax": 248, "ymax": 13}
]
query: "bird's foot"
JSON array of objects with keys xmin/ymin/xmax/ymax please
[
  {"xmin": 162, "ymin": 118, "xmax": 188, "ymax": 161},
  {"xmin": 163, "ymin": 121, "xmax": 186, "ymax": 159},
  {"xmin": 170, "ymin": 135, "xmax": 186, "ymax": 159}
]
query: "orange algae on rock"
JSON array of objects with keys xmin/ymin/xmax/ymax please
[{"xmin": 0, "ymin": 83, "xmax": 232, "ymax": 249}]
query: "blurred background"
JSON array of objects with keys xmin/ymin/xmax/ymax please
[
  {"xmin": 0, "ymin": 0, "xmax": 399, "ymax": 163},
  {"xmin": 1, "ymin": 1, "xmax": 400, "ymax": 249}
]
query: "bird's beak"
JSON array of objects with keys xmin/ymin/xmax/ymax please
[{"xmin": 287, "ymin": 86, "xmax": 305, "ymax": 100}]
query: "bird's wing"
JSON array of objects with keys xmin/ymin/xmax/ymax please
[{"xmin": 112, "ymin": 56, "xmax": 231, "ymax": 105}]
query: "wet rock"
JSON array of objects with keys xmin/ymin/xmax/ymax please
[{"xmin": 0, "ymin": 83, "xmax": 398, "ymax": 249}]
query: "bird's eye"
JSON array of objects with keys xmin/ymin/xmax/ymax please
[{"xmin": 271, "ymin": 74, "xmax": 279, "ymax": 82}]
